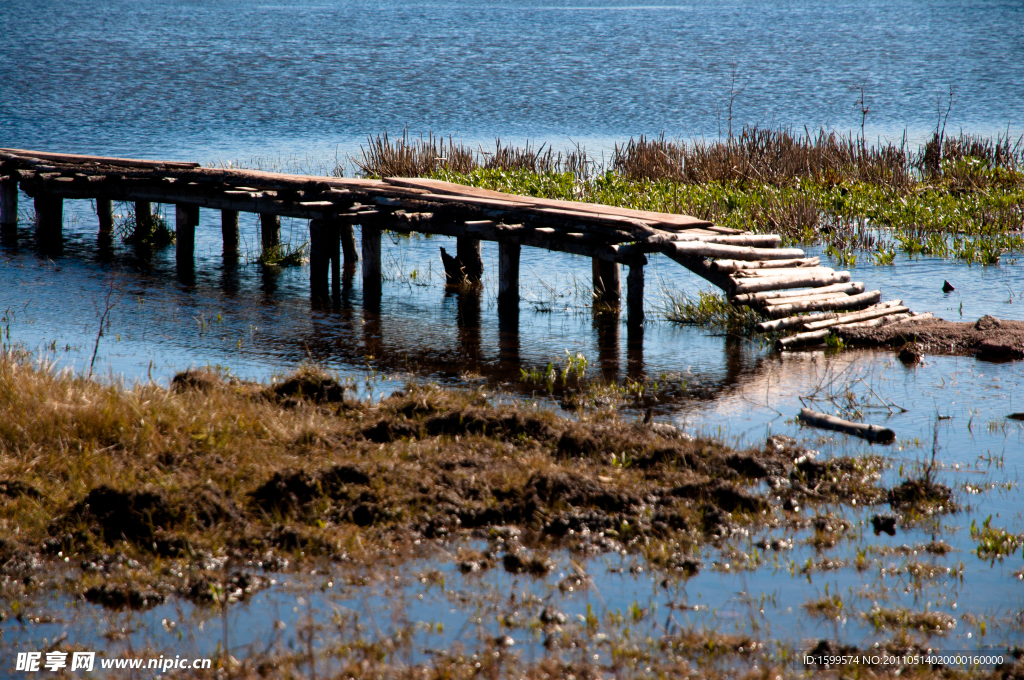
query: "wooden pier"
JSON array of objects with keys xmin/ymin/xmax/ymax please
[{"xmin": 0, "ymin": 148, "xmax": 928, "ymax": 349}]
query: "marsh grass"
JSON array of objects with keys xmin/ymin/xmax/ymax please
[
  {"xmin": 255, "ymin": 242, "xmax": 308, "ymax": 267},
  {"xmin": 662, "ymin": 289, "xmax": 764, "ymax": 335},
  {"xmin": 115, "ymin": 204, "xmax": 175, "ymax": 247}
]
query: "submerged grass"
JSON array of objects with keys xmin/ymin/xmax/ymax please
[
  {"xmin": 662, "ymin": 289, "xmax": 765, "ymax": 335},
  {"xmin": 255, "ymin": 241, "xmax": 309, "ymax": 266}
]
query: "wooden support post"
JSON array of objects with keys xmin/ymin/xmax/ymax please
[
  {"xmin": 260, "ymin": 213, "xmax": 280, "ymax": 251},
  {"xmin": 340, "ymin": 223, "xmax": 358, "ymax": 266},
  {"xmin": 1, "ymin": 180, "xmax": 18, "ymax": 232},
  {"xmin": 361, "ymin": 223, "xmax": 381, "ymax": 309},
  {"xmin": 328, "ymin": 219, "xmax": 341, "ymax": 299},
  {"xmin": 627, "ymin": 264, "xmax": 644, "ymax": 327},
  {"xmin": 221, "ymin": 210, "xmax": 239, "ymax": 254},
  {"xmin": 175, "ymin": 204, "xmax": 198, "ymax": 265},
  {"xmin": 592, "ymin": 257, "xmax": 621, "ymax": 305},
  {"xmin": 309, "ymin": 218, "xmax": 329, "ymax": 301},
  {"xmin": 498, "ymin": 242, "xmax": 520, "ymax": 308},
  {"xmin": 96, "ymin": 198, "xmax": 113, "ymax": 233},
  {"xmin": 34, "ymin": 194, "xmax": 63, "ymax": 251},
  {"xmin": 457, "ymin": 236, "xmax": 483, "ymax": 283},
  {"xmin": 134, "ymin": 201, "xmax": 153, "ymax": 240}
]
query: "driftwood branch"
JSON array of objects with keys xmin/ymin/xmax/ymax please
[{"xmin": 798, "ymin": 408, "xmax": 896, "ymax": 444}]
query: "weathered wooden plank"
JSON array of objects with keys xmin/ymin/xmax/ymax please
[
  {"xmin": 732, "ymin": 266, "xmax": 834, "ymax": 279},
  {"xmin": 667, "ymin": 241, "xmax": 805, "ymax": 262},
  {"xmin": 731, "ymin": 271, "xmax": 851, "ymax": 296},
  {"xmin": 775, "ymin": 329, "xmax": 829, "ymax": 350},
  {"xmin": 0, "ymin": 148, "xmax": 201, "ymax": 169},
  {"xmin": 712, "ymin": 257, "xmax": 820, "ymax": 273},
  {"xmin": 732, "ymin": 281, "xmax": 864, "ymax": 305},
  {"xmin": 803, "ymin": 302, "xmax": 907, "ymax": 330}
]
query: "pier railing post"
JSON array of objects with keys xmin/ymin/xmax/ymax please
[
  {"xmin": 96, "ymin": 198, "xmax": 113, "ymax": 234},
  {"xmin": 457, "ymin": 236, "xmax": 483, "ymax": 283},
  {"xmin": 328, "ymin": 218, "xmax": 341, "ymax": 299},
  {"xmin": 361, "ymin": 222, "xmax": 382, "ymax": 309},
  {"xmin": 175, "ymin": 204, "xmax": 198, "ymax": 266},
  {"xmin": 627, "ymin": 263, "xmax": 644, "ymax": 327},
  {"xmin": 340, "ymin": 223, "xmax": 358, "ymax": 267},
  {"xmin": 1, "ymin": 179, "xmax": 18, "ymax": 233},
  {"xmin": 498, "ymin": 242, "xmax": 520, "ymax": 308},
  {"xmin": 221, "ymin": 210, "xmax": 239, "ymax": 254},
  {"xmin": 592, "ymin": 257, "xmax": 621, "ymax": 306},
  {"xmin": 134, "ymin": 201, "xmax": 153, "ymax": 241},
  {"xmin": 260, "ymin": 213, "xmax": 280, "ymax": 252},
  {"xmin": 34, "ymin": 194, "xmax": 63, "ymax": 252}
]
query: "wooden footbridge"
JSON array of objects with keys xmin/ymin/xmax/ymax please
[{"xmin": 0, "ymin": 148, "xmax": 927, "ymax": 349}]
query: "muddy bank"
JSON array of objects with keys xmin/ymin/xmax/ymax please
[
  {"xmin": 836, "ymin": 315, "xmax": 1024, "ymax": 361},
  {"xmin": 0, "ymin": 355, "xmax": 936, "ymax": 612}
]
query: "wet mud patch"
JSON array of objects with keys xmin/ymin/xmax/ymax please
[{"xmin": 837, "ymin": 315, "xmax": 1024, "ymax": 361}]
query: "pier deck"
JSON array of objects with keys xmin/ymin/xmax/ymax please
[{"xmin": 0, "ymin": 148, "xmax": 928, "ymax": 348}]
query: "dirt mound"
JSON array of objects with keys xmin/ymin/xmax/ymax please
[
  {"xmin": 888, "ymin": 476, "xmax": 955, "ymax": 511},
  {"xmin": 68, "ymin": 486, "xmax": 178, "ymax": 543},
  {"xmin": 668, "ymin": 478, "xmax": 766, "ymax": 514},
  {"xmin": 269, "ymin": 370, "xmax": 347, "ymax": 403},
  {"xmin": 85, "ymin": 583, "xmax": 165, "ymax": 610},
  {"xmin": 835, "ymin": 316, "xmax": 1024, "ymax": 361},
  {"xmin": 250, "ymin": 469, "xmax": 321, "ymax": 515},
  {"xmin": 363, "ymin": 408, "xmax": 558, "ymax": 444},
  {"xmin": 0, "ymin": 479, "xmax": 42, "ymax": 499},
  {"xmin": 171, "ymin": 368, "xmax": 223, "ymax": 392}
]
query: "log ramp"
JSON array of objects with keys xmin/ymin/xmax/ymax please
[{"xmin": 0, "ymin": 148, "xmax": 929, "ymax": 346}]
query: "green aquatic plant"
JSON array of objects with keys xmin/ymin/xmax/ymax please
[
  {"xmin": 257, "ymin": 242, "xmax": 309, "ymax": 267},
  {"xmin": 662, "ymin": 290, "xmax": 763, "ymax": 334}
]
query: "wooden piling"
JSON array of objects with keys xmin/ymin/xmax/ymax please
[
  {"xmin": 340, "ymin": 223, "xmax": 358, "ymax": 266},
  {"xmin": 96, "ymin": 198, "xmax": 113, "ymax": 233},
  {"xmin": 592, "ymin": 257, "xmax": 621, "ymax": 305},
  {"xmin": 309, "ymin": 218, "xmax": 329, "ymax": 300},
  {"xmin": 1, "ymin": 179, "xmax": 18, "ymax": 231},
  {"xmin": 328, "ymin": 220, "xmax": 341, "ymax": 298},
  {"xmin": 260, "ymin": 213, "xmax": 280, "ymax": 251},
  {"xmin": 34, "ymin": 194, "xmax": 63, "ymax": 249},
  {"xmin": 627, "ymin": 264, "xmax": 644, "ymax": 326},
  {"xmin": 221, "ymin": 210, "xmax": 239, "ymax": 254},
  {"xmin": 457, "ymin": 236, "xmax": 483, "ymax": 283},
  {"xmin": 361, "ymin": 223, "xmax": 382, "ymax": 307},
  {"xmin": 498, "ymin": 242, "xmax": 520, "ymax": 307},
  {"xmin": 175, "ymin": 204, "xmax": 199, "ymax": 265},
  {"xmin": 134, "ymin": 201, "xmax": 153, "ymax": 240}
]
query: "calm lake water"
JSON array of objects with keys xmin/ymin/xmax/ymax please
[{"xmin": 2, "ymin": 0, "xmax": 1024, "ymax": 671}]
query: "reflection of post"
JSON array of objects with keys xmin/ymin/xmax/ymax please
[
  {"xmin": 361, "ymin": 222, "xmax": 382, "ymax": 311},
  {"xmin": 497, "ymin": 299, "xmax": 520, "ymax": 376},
  {"xmin": 362, "ymin": 310, "xmax": 382, "ymax": 364},
  {"xmin": 594, "ymin": 313, "xmax": 620, "ymax": 382},
  {"xmin": 626, "ymin": 323, "xmax": 644, "ymax": 380},
  {"xmin": 35, "ymin": 194, "xmax": 63, "ymax": 254},
  {"xmin": 456, "ymin": 289, "xmax": 482, "ymax": 362},
  {"xmin": 0, "ymin": 180, "xmax": 17, "ymax": 234}
]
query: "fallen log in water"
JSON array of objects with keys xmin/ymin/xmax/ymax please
[
  {"xmin": 803, "ymin": 301, "xmax": 906, "ymax": 331},
  {"xmin": 732, "ymin": 281, "xmax": 864, "ymax": 305},
  {"xmin": 731, "ymin": 271, "xmax": 850, "ymax": 296},
  {"xmin": 712, "ymin": 257, "xmax": 819, "ymax": 273},
  {"xmin": 763, "ymin": 289, "xmax": 879, "ymax": 317},
  {"xmin": 797, "ymin": 408, "xmax": 896, "ymax": 444},
  {"xmin": 756, "ymin": 312, "xmax": 837, "ymax": 333},
  {"xmin": 775, "ymin": 329, "xmax": 830, "ymax": 350}
]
